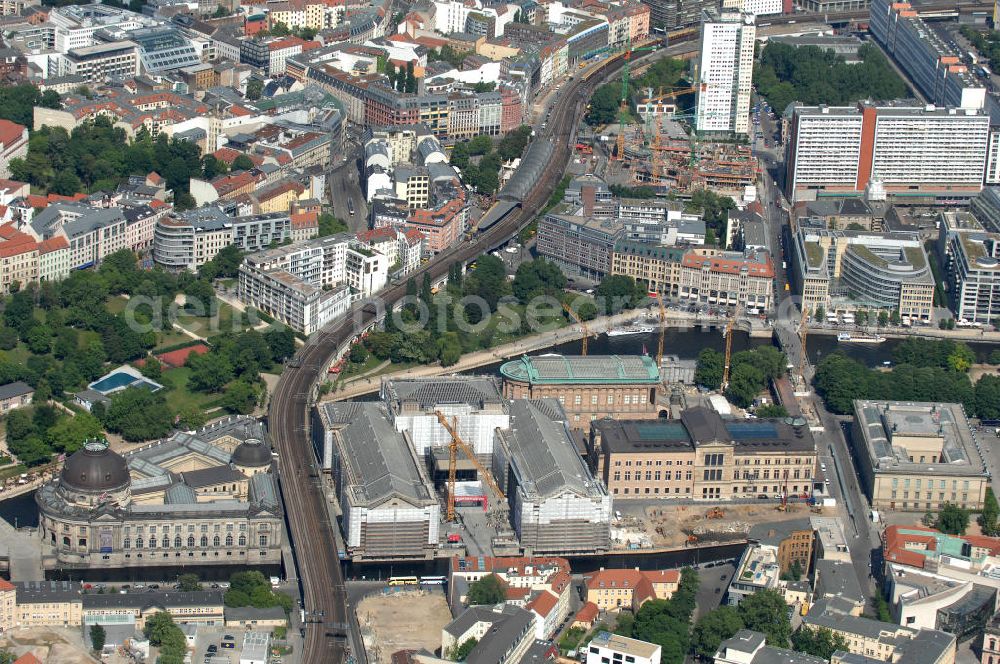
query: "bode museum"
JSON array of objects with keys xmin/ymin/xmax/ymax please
[{"xmin": 34, "ymin": 417, "xmax": 284, "ymax": 570}]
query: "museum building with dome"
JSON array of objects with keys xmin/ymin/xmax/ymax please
[{"xmin": 35, "ymin": 416, "xmax": 283, "ymax": 570}]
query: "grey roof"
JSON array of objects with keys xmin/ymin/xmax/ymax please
[
  {"xmin": 854, "ymin": 400, "xmax": 985, "ymax": 477},
  {"xmin": 383, "ymin": 377, "xmax": 503, "ymax": 410},
  {"xmin": 0, "ymin": 381, "xmax": 33, "ymax": 400},
  {"xmin": 444, "ymin": 606, "xmax": 502, "ymax": 636},
  {"xmin": 814, "ymin": 559, "xmax": 865, "ymax": 606},
  {"xmin": 75, "ymin": 389, "xmax": 110, "ymax": 405},
  {"xmin": 164, "ymin": 482, "xmax": 197, "ymax": 504},
  {"xmin": 501, "ymin": 138, "xmax": 553, "ymax": 203},
  {"xmin": 466, "ymin": 606, "xmax": 535, "ymax": 664},
  {"xmin": 428, "ymin": 162, "xmax": 459, "ymax": 182},
  {"xmin": 62, "ymin": 209, "xmax": 127, "ymax": 240},
  {"xmin": 180, "ymin": 466, "xmax": 247, "ymax": 489},
  {"xmin": 499, "ymin": 400, "xmax": 605, "ymax": 500},
  {"xmin": 249, "ymin": 473, "xmax": 280, "ymax": 509},
  {"xmin": 15, "ymin": 581, "xmax": 81, "ymax": 604},
  {"xmin": 224, "ymin": 605, "xmax": 286, "ymax": 621},
  {"xmin": 717, "ymin": 629, "xmax": 826, "ymax": 664},
  {"xmin": 82, "ymin": 590, "xmax": 224, "ymax": 610},
  {"xmin": 319, "ymin": 402, "xmax": 436, "ymax": 508}
]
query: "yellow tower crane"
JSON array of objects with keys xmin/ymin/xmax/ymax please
[
  {"xmin": 561, "ymin": 301, "xmax": 592, "ymax": 356},
  {"xmin": 435, "ymin": 411, "xmax": 506, "ymax": 523}
]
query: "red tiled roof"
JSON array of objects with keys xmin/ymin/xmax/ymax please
[
  {"xmin": 291, "ymin": 211, "xmax": 318, "ymax": 228},
  {"xmin": 0, "ymin": 119, "xmax": 26, "ymax": 149},
  {"xmin": 680, "ymin": 252, "xmax": 774, "ymax": 278},
  {"xmin": 527, "ymin": 590, "xmax": 558, "ymax": 618},
  {"xmin": 574, "ymin": 602, "xmax": 599, "ymax": 625},
  {"xmin": 24, "ymin": 194, "xmax": 48, "ymax": 208},
  {"xmin": 269, "ymin": 36, "xmax": 307, "ymax": 51},
  {"xmin": 38, "ymin": 236, "xmax": 68, "ymax": 254},
  {"xmin": 149, "ymin": 199, "xmax": 170, "ymax": 209},
  {"xmin": 147, "ymin": 171, "xmax": 164, "ymax": 184},
  {"xmin": 0, "ymin": 577, "xmax": 14, "ymax": 591},
  {"xmin": 357, "ymin": 227, "xmax": 398, "ymax": 243}
]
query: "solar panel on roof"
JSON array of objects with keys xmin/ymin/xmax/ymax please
[
  {"xmin": 727, "ymin": 422, "xmax": 779, "ymax": 439},
  {"xmin": 634, "ymin": 423, "xmax": 688, "ymax": 441}
]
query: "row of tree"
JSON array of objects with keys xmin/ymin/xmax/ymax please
[
  {"xmin": 814, "ymin": 352, "xmax": 1000, "ymax": 419},
  {"xmin": 754, "ymin": 42, "xmax": 908, "ymax": 114},
  {"xmin": 0, "ymin": 84, "xmax": 61, "ymax": 127}
]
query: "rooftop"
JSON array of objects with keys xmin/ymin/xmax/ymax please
[
  {"xmin": 498, "ymin": 399, "xmax": 607, "ymax": 501},
  {"xmin": 317, "ymin": 402, "xmax": 436, "ymax": 508},
  {"xmin": 588, "ymin": 631, "xmax": 660, "ymax": 659},
  {"xmin": 853, "ymin": 400, "xmax": 986, "ymax": 477},
  {"xmin": 499, "ymin": 354, "xmax": 659, "ymax": 385}
]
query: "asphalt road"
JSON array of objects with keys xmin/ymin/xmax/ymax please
[{"xmin": 329, "ymin": 140, "xmax": 367, "ymax": 230}]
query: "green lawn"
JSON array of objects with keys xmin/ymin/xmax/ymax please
[
  {"xmin": 173, "ymin": 299, "xmax": 247, "ymax": 338},
  {"xmin": 106, "ymin": 295, "xmax": 130, "ymax": 314},
  {"xmin": 162, "ymin": 367, "xmax": 223, "ymax": 414}
]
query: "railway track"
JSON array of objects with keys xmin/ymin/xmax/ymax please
[{"xmin": 266, "ymin": 34, "xmax": 687, "ymax": 664}]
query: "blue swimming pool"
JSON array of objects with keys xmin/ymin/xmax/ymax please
[{"xmin": 89, "ymin": 371, "xmax": 161, "ymax": 394}]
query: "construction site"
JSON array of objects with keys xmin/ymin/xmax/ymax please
[{"xmin": 612, "ymin": 501, "xmax": 829, "ymax": 551}]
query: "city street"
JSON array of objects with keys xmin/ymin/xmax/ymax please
[{"xmin": 329, "ymin": 139, "xmax": 366, "ymax": 230}]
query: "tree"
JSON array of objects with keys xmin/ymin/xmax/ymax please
[
  {"xmin": 176, "ymin": 404, "xmax": 207, "ymax": 430},
  {"xmin": 46, "ymin": 412, "xmax": 103, "ymax": 454},
  {"xmin": 756, "ymin": 404, "xmax": 789, "ymax": 418},
  {"xmin": 877, "ymin": 310, "xmax": 889, "ymax": 327},
  {"xmin": 692, "ymin": 606, "xmax": 744, "ymax": 660},
  {"xmin": 979, "ymin": 487, "xmax": 1000, "ymax": 537},
  {"xmin": 586, "ymin": 83, "xmax": 620, "ymax": 125},
  {"xmin": 935, "ymin": 503, "xmax": 970, "ymax": 535},
  {"xmin": 725, "ymin": 363, "xmax": 766, "ymax": 409},
  {"xmin": 90, "ymin": 624, "xmax": 106, "ymax": 653},
  {"xmin": 317, "ymin": 213, "xmax": 348, "ymax": 237},
  {"xmin": 140, "ymin": 355, "xmax": 163, "ymax": 380},
  {"xmin": 512, "ymin": 258, "xmax": 566, "ymax": 304},
  {"xmin": 405, "ymin": 61, "xmax": 417, "ymax": 93},
  {"xmin": 437, "ymin": 332, "xmax": 463, "ymax": 367},
  {"xmin": 246, "ymin": 78, "xmax": 263, "ymax": 100},
  {"xmin": 595, "ymin": 275, "xmax": 645, "ymax": 314},
  {"xmin": 451, "ymin": 637, "xmax": 478, "ymax": 661},
  {"xmin": 738, "ymin": 589, "xmax": 791, "ymax": 646},
  {"xmin": 790, "ymin": 627, "xmax": 849, "ymax": 659},
  {"xmin": 695, "ymin": 348, "xmax": 725, "ymax": 390},
  {"xmin": 223, "ymin": 378, "xmax": 261, "ymax": 414},
  {"xmin": 178, "ymin": 574, "xmax": 202, "ymax": 591},
  {"xmin": 467, "ymin": 574, "xmax": 505, "ymax": 605},
  {"xmin": 349, "ymin": 344, "xmax": 368, "ymax": 364},
  {"xmin": 947, "ymin": 343, "xmax": 976, "ymax": 372},
  {"xmin": 187, "ymin": 351, "xmax": 234, "ymax": 393},
  {"xmin": 976, "ymin": 375, "xmax": 1000, "ymax": 420},
  {"xmin": 265, "ymin": 328, "xmax": 296, "ymax": 363},
  {"xmin": 101, "ymin": 388, "xmax": 174, "ymax": 442},
  {"xmin": 231, "ymin": 154, "xmax": 255, "ymax": 172}
]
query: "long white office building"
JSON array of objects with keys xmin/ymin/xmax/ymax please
[
  {"xmin": 784, "ymin": 103, "xmax": 990, "ymax": 202},
  {"xmin": 695, "ymin": 9, "xmax": 755, "ymax": 136}
]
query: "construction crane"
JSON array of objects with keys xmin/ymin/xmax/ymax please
[
  {"xmin": 722, "ymin": 304, "xmax": 743, "ymax": 389},
  {"xmin": 655, "ymin": 292, "xmax": 667, "ymax": 367},
  {"xmin": 561, "ymin": 301, "xmax": 592, "ymax": 356},
  {"xmin": 435, "ymin": 411, "xmax": 506, "ymax": 522},
  {"xmin": 613, "ymin": 41, "xmax": 662, "ymax": 161}
]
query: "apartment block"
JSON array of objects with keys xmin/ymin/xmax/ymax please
[
  {"xmin": 937, "ymin": 209, "xmax": 1000, "ymax": 325},
  {"xmin": 869, "ymin": 0, "xmax": 985, "ymax": 110},
  {"xmin": 59, "ymin": 41, "xmax": 140, "ymax": 84},
  {"xmin": 853, "ymin": 400, "xmax": 989, "ymax": 512},
  {"xmin": 696, "ymin": 9, "xmax": 755, "ymax": 136},
  {"xmin": 804, "ymin": 596, "xmax": 955, "ymax": 664},
  {"xmin": 586, "ymin": 632, "xmax": 661, "ymax": 664},
  {"xmin": 238, "ymin": 261, "xmax": 350, "ymax": 335},
  {"xmin": 153, "ymin": 208, "xmax": 291, "ymax": 270},
  {"xmin": 784, "ymin": 103, "xmax": 989, "ymax": 202}
]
